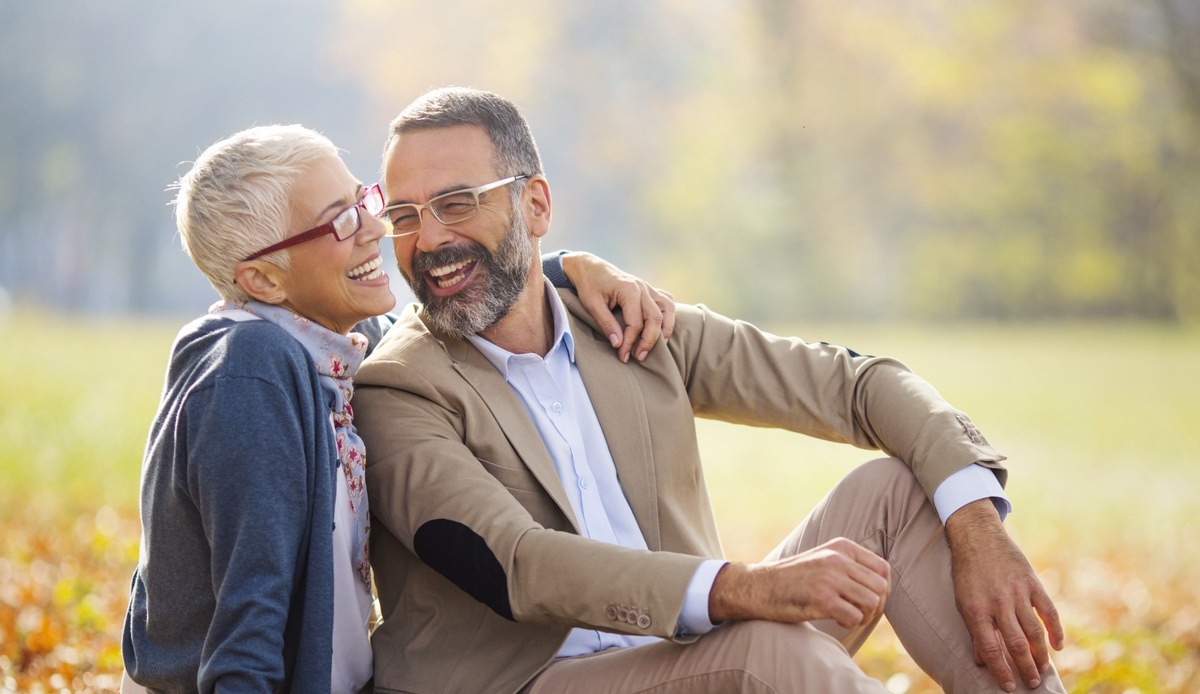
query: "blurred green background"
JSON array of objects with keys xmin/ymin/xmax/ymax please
[{"xmin": 2, "ymin": 1, "xmax": 1198, "ymax": 691}]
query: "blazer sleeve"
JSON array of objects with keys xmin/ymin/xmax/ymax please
[
  {"xmin": 661, "ymin": 302, "xmax": 1007, "ymax": 501},
  {"xmin": 355, "ymin": 360, "xmax": 705, "ymax": 641}
]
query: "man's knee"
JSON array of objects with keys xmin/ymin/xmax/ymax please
[
  {"xmin": 706, "ymin": 621, "xmax": 884, "ymax": 692},
  {"xmin": 836, "ymin": 457, "xmax": 922, "ymax": 500}
]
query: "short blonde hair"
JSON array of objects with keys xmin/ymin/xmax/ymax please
[{"xmin": 174, "ymin": 124, "xmax": 338, "ymax": 304}]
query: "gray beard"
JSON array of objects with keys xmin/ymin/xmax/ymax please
[{"xmin": 408, "ymin": 211, "xmax": 533, "ymax": 339}]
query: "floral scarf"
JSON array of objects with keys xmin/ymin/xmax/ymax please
[{"xmin": 210, "ymin": 300, "xmax": 372, "ymax": 589}]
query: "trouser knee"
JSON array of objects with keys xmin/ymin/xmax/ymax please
[
  {"xmin": 835, "ymin": 457, "xmax": 922, "ymax": 501},
  {"xmin": 712, "ymin": 620, "xmax": 880, "ymax": 690}
]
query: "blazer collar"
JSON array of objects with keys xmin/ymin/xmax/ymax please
[
  {"xmin": 418, "ymin": 295, "xmax": 663, "ymax": 549},
  {"xmin": 424, "ymin": 308, "xmax": 581, "ymax": 533}
]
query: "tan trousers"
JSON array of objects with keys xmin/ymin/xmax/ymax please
[{"xmin": 525, "ymin": 458, "xmax": 1065, "ymax": 693}]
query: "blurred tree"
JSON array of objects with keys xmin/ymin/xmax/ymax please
[
  {"xmin": 640, "ymin": 0, "xmax": 1200, "ymax": 323},
  {"xmin": 2, "ymin": 0, "xmax": 1195, "ymax": 323},
  {"xmin": 0, "ymin": 0, "xmax": 374, "ymax": 315},
  {"xmin": 1154, "ymin": 0, "xmax": 1200, "ymax": 322}
]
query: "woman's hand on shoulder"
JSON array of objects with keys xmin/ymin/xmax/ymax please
[{"xmin": 561, "ymin": 251, "xmax": 675, "ymax": 363}]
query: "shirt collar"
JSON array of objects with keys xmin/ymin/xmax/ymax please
[{"xmin": 467, "ymin": 278, "xmax": 576, "ymax": 378}]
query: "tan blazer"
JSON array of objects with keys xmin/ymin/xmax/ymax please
[{"xmin": 353, "ymin": 290, "xmax": 1006, "ymax": 694}]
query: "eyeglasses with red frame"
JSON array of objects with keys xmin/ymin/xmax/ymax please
[{"xmin": 241, "ymin": 183, "xmax": 386, "ymax": 263}]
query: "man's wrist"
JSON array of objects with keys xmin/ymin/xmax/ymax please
[
  {"xmin": 708, "ymin": 562, "xmax": 751, "ymax": 624},
  {"xmin": 945, "ymin": 498, "xmax": 1004, "ymax": 548},
  {"xmin": 677, "ymin": 559, "xmax": 725, "ymax": 636}
]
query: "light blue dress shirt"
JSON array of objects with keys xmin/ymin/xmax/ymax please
[{"xmin": 468, "ymin": 281, "xmax": 1008, "ymax": 657}]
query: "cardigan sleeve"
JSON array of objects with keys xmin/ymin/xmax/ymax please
[
  {"xmin": 183, "ymin": 373, "xmax": 314, "ymax": 692},
  {"xmin": 541, "ymin": 250, "xmax": 572, "ymax": 290}
]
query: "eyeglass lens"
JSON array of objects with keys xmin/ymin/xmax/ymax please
[
  {"xmin": 388, "ymin": 191, "xmax": 480, "ymax": 233},
  {"xmin": 332, "ymin": 207, "xmax": 361, "ymax": 241},
  {"xmin": 333, "ymin": 186, "xmax": 386, "ymax": 241}
]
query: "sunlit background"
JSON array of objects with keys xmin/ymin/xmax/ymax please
[{"xmin": 2, "ymin": 1, "xmax": 1198, "ymax": 691}]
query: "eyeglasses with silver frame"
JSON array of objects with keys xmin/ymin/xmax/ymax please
[{"xmin": 380, "ymin": 174, "xmax": 531, "ymax": 237}]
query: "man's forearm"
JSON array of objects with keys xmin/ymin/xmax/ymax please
[{"xmin": 944, "ymin": 497, "xmax": 1004, "ymax": 550}]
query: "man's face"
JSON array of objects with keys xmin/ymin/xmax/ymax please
[{"xmin": 383, "ymin": 125, "xmax": 535, "ymax": 338}]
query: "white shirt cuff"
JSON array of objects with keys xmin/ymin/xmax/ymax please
[
  {"xmin": 933, "ymin": 462, "xmax": 1011, "ymax": 524},
  {"xmin": 676, "ymin": 559, "xmax": 726, "ymax": 636}
]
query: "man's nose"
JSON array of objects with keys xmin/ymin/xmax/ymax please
[{"xmin": 414, "ymin": 210, "xmax": 457, "ymax": 253}]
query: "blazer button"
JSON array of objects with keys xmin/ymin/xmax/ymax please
[
  {"xmin": 637, "ymin": 614, "xmax": 652, "ymax": 629},
  {"xmin": 606, "ymin": 604, "xmax": 619, "ymax": 621}
]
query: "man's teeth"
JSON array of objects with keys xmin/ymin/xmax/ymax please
[
  {"xmin": 429, "ymin": 260, "xmax": 470, "ymax": 278},
  {"xmin": 429, "ymin": 260, "xmax": 473, "ymax": 288},
  {"xmin": 347, "ymin": 256, "xmax": 384, "ymax": 281}
]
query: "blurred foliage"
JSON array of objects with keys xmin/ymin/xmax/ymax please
[
  {"xmin": 0, "ymin": 309, "xmax": 172, "ymax": 692},
  {"xmin": 2, "ymin": 1, "xmax": 1198, "ymax": 323},
  {"xmin": 3, "ymin": 311, "xmax": 1200, "ymax": 690},
  {"xmin": 335, "ymin": 0, "xmax": 1200, "ymax": 324}
]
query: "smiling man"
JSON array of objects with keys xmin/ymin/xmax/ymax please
[{"xmin": 352, "ymin": 87, "xmax": 1065, "ymax": 694}]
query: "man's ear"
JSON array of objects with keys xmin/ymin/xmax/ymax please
[
  {"xmin": 234, "ymin": 259, "xmax": 288, "ymax": 304},
  {"xmin": 524, "ymin": 176, "xmax": 552, "ymax": 239}
]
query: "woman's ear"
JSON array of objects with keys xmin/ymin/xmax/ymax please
[{"xmin": 234, "ymin": 260, "xmax": 288, "ymax": 304}]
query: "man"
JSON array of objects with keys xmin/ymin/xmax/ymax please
[{"xmin": 354, "ymin": 87, "xmax": 1065, "ymax": 693}]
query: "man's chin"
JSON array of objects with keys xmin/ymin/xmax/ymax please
[{"xmin": 422, "ymin": 291, "xmax": 495, "ymax": 339}]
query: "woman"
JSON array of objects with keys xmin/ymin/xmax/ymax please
[{"xmin": 120, "ymin": 124, "xmax": 672, "ymax": 693}]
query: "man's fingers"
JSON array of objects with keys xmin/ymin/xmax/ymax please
[
  {"xmin": 854, "ymin": 546, "xmax": 891, "ymax": 580},
  {"xmin": 1015, "ymin": 597, "xmax": 1051, "ymax": 675},
  {"xmin": 828, "ymin": 599, "xmax": 869, "ymax": 630},
  {"xmin": 829, "ymin": 536, "xmax": 890, "ymax": 582},
  {"xmin": 969, "ymin": 617, "xmax": 1016, "ymax": 692},
  {"xmin": 997, "ymin": 612, "xmax": 1041, "ymax": 690},
  {"xmin": 1033, "ymin": 587, "xmax": 1065, "ymax": 651},
  {"xmin": 821, "ymin": 539, "xmax": 889, "ymax": 626},
  {"xmin": 846, "ymin": 559, "xmax": 889, "ymax": 601}
]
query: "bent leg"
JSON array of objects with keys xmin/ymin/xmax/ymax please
[
  {"xmin": 768, "ymin": 457, "xmax": 1064, "ymax": 693},
  {"xmin": 523, "ymin": 620, "xmax": 888, "ymax": 694}
]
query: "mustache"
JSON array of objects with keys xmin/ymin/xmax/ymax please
[{"xmin": 413, "ymin": 242, "xmax": 485, "ymax": 276}]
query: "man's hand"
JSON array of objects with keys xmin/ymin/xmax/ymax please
[
  {"xmin": 946, "ymin": 499, "xmax": 1065, "ymax": 692},
  {"xmin": 709, "ymin": 538, "xmax": 890, "ymax": 630},
  {"xmin": 561, "ymin": 251, "xmax": 676, "ymax": 363}
]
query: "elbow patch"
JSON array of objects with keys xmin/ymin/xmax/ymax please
[{"xmin": 414, "ymin": 519, "xmax": 514, "ymax": 621}]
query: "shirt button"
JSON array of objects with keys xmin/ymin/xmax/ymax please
[
  {"xmin": 551, "ymin": 401, "xmax": 563, "ymax": 413},
  {"xmin": 579, "ymin": 477, "xmax": 590, "ymax": 490}
]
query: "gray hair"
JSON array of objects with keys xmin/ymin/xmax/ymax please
[
  {"xmin": 174, "ymin": 124, "xmax": 338, "ymax": 304},
  {"xmin": 385, "ymin": 87, "xmax": 544, "ymax": 206}
]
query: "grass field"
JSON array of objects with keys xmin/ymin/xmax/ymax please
[{"xmin": 1, "ymin": 308, "xmax": 1198, "ymax": 692}]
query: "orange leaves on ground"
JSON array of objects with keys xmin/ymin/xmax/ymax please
[
  {"xmin": 2, "ymin": 500, "xmax": 1198, "ymax": 692},
  {"xmin": 1, "ymin": 503, "xmax": 137, "ymax": 693}
]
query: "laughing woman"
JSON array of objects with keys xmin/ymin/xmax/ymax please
[{"xmin": 120, "ymin": 124, "xmax": 673, "ymax": 693}]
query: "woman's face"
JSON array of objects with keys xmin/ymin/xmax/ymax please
[{"xmin": 274, "ymin": 153, "xmax": 396, "ymax": 334}]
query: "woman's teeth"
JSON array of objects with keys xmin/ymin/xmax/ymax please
[{"xmin": 347, "ymin": 256, "xmax": 385, "ymax": 281}]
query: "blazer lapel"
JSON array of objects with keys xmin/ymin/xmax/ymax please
[
  {"xmin": 442, "ymin": 333, "xmax": 582, "ymax": 533},
  {"xmin": 565, "ymin": 300, "xmax": 663, "ymax": 551}
]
